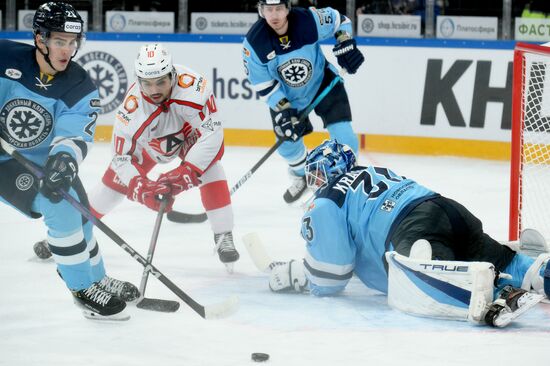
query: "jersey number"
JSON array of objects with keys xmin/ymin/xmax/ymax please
[
  {"xmin": 84, "ymin": 112, "xmax": 98, "ymax": 137},
  {"xmin": 302, "ymin": 216, "xmax": 314, "ymax": 241}
]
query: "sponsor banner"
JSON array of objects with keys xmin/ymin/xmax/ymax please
[
  {"xmin": 18, "ymin": 10, "xmax": 88, "ymax": 31},
  {"xmin": 105, "ymin": 11, "xmax": 174, "ymax": 33},
  {"xmin": 436, "ymin": 16, "xmax": 498, "ymax": 40},
  {"xmin": 51, "ymin": 39, "xmax": 513, "ymax": 146},
  {"xmin": 191, "ymin": 13, "xmax": 258, "ymax": 34},
  {"xmin": 357, "ymin": 15, "xmax": 421, "ymax": 38},
  {"xmin": 515, "ymin": 18, "xmax": 550, "ymax": 42}
]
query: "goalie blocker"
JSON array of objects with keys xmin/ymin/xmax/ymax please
[{"xmin": 385, "ymin": 250, "xmax": 547, "ymax": 326}]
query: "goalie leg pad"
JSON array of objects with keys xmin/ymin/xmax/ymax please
[{"xmin": 385, "ymin": 251, "xmax": 495, "ymax": 322}]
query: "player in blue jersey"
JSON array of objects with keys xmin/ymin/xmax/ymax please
[
  {"xmin": 267, "ymin": 140, "xmax": 550, "ymax": 326},
  {"xmin": 243, "ymin": 0, "xmax": 364, "ymax": 203},
  {"xmin": 0, "ymin": 2, "xmax": 138, "ymax": 320}
]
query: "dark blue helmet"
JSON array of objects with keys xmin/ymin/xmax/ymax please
[
  {"xmin": 33, "ymin": 2, "xmax": 84, "ymax": 37},
  {"xmin": 305, "ymin": 139, "xmax": 357, "ymax": 191}
]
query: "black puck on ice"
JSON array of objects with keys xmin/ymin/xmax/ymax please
[{"xmin": 251, "ymin": 353, "xmax": 269, "ymax": 362}]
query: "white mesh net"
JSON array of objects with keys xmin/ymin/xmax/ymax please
[{"xmin": 519, "ymin": 52, "xmax": 550, "ymax": 240}]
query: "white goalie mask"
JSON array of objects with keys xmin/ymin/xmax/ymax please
[{"xmin": 134, "ymin": 43, "xmax": 174, "ymax": 80}]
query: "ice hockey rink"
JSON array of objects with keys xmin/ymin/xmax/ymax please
[{"xmin": 1, "ymin": 143, "xmax": 549, "ymax": 366}]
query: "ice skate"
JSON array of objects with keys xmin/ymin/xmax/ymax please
[
  {"xmin": 214, "ymin": 232, "xmax": 239, "ymax": 273},
  {"xmin": 98, "ymin": 275, "xmax": 140, "ymax": 302},
  {"xmin": 72, "ymin": 282, "xmax": 129, "ymax": 321},
  {"xmin": 283, "ymin": 170, "xmax": 308, "ymax": 204},
  {"xmin": 484, "ymin": 285, "xmax": 544, "ymax": 327}
]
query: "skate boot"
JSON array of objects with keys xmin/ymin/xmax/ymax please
[
  {"xmin": 214, "ymin": 232, "xmax": 240, "ymax": 273},
  {"xmin": 283, "ymin": 170, "xmax": 307, "ymax": 204},
  {"xmin": 484, "ymin": 285, "xmax": 544, "ymax": 327},
  {"xmin": 72, "ymin": 282, "xmax": 129, "ymax": 321},
  {"xmin": 33, "ymin": 239, "xmax": 52, "ymax": 259},
  {"xmin": 521, "ymin": 253, "xmax": 550, "ymax": 297},
  {"xmin": 98, "ymin": 275, "xmax": 140, "ymax": 302}
]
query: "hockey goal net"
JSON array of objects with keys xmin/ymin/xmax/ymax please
[{"xmin": 509, "ymin": 42, "xmax": 550, "ymax": 241}]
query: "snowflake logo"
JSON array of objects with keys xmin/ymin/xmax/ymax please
[
  {"xmin": 75, "ymin": 51, "xmax": 128, "ymax": 114},
  {"xmin": 277, "ymin": 58, "xmax": 312, "ymax": 87},
  {"xmin": 0, "ymin": 99, "xmax": 53, "ymax": 149}
]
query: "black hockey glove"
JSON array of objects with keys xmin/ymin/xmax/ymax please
[
  {"xmin": 40, "ymin": 152, "xmax": 78, "ymax": 203},
  {"xmin": 273, "ymin": 107, "xmax": 301, "ymax": 142},
  {"xmin": 332, "ymin": 38, "xmax": 364, "ymax": 74}
]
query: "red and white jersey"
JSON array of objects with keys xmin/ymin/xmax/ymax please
[{"xmin": 110, "ymin": 64, "xmax": 224, "ymax": 185}]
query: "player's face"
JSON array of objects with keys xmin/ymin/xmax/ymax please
[
  {"xmin": 139, "ymin": 74, "xmax": 172, "ymax": 104},
  {"xmin": 38, "ymin": 32, "xmax": 80, "ymax": 72},
  {"xmin": 262, "ymin": 4, "xmax": 289, "ymax": 35}
]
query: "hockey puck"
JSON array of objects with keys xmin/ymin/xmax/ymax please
[{"xmin": 251, "ymin": 353, "xmax": 269, "ymax": 362}]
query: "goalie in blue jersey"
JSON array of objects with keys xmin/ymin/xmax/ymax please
[
  {"xmin": 268, "ymin": 139, "xmax": 550, "ymax": 327},
  {"xmin": 243, "ymin": 0, "xmax": 364, "ymax": 203},
  {"xmin": 0, "ymin": 2, "xmax": 137, "ymax": 320}
]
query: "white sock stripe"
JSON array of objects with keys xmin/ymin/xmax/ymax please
[
  {"xmin": 52, "ymin": 252, "xmax": 90, "ymax": 266},
  {"xmin": 47, "ymin": 230, "xmax": 84, "ymax": 248}
]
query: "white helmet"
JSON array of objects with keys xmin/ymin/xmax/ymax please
[{"xmin": 134, "ymin": 43, "xmax": 173, "ymax": 79}]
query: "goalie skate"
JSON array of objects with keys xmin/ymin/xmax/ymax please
[
  {"xmin": 484, "ymin": 285, "xmax": 544, "ymax": 328},
  {"xmin": 72, "ymin": 282, "xmax": 130, "ymax": 321}
]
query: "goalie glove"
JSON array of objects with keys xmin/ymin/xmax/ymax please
[
  {"xmin": 157, "ymin": 162, "xmax": 201, "ymax": 196},
  {"xmin": 269, "ymin": 260, "xmax": 309, "ymax": 293},
  {"xmin": 332, "ymin": 37, "xmax": 364, "ymax": 74},
  {"xmin": 40, "ymin": 152, "xmax": 78, "ymax": 203}
]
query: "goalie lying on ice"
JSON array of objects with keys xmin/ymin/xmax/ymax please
[{"xmin": 267, "ymin": 139, "xmax": 550, "ymax": 327}]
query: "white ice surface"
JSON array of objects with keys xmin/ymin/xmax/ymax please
[{"xmin": 1, "ymin": 144, "xmax": 549, "ymax": 366}]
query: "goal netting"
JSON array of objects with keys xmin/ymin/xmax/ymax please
[{"xmin": 509, "ymin": 42, "xmax": 550, "ymax": 241}]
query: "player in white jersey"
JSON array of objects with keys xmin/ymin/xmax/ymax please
[{"xmin": 48, "ymin": 43, "xmax": 239, "ymax": 267}]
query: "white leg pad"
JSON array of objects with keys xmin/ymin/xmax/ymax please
[{"xmin": 385, "ymin": 251, "xmax": 495, "ymax": 322}]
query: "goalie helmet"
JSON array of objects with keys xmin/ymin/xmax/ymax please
[
  {"xmin": 33, "ymin": 2, "xmax": 84, "ymax": 37},
  {"xmin": 135, "ymin": 43, "xmax": 174, "ymax": 79},
  {"xmin": 305, "ymin": 139, "xmax": 357, "ymax": 191}
]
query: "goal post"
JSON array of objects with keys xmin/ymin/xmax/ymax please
[{"xmin": 509, "ymin": 42, "xmax": 550, "ymax": 241}]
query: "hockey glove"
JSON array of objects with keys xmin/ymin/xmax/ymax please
[
  {"xmin": 126, "ymin": 176, "xmax": 174, "ymax": 212},
  {"xmin": 157, "ymin": 162, "xmax": 201, "ymax": 197},
  {"xmin": 332, "ymin": 38, "xmax": 364, "ymax": 74},
  {"xmin": 273, "ymin": 107, "xmax": 301, "ymax": 142},
  {"xmin": 269, "ymin": 260, "xmax": 309, "ymax": 293},
  {"xmin": 40, "ymin": 152, "xmax": 78, "ymax": 203}
]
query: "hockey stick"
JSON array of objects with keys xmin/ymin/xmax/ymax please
[
  {"xmin": 136, "ymin": 198, "xmax": 181, "ymax": 312},
  {"xmin": 242, "ymin": 232, "xmax": 281, "ymax": 273},
  {"xmin": 167, "ymin": 75, "xmax": 344, "ymax": 224},
  {"xmin": 0, "ymin": 136, "xmax": 238, "ymax": 319}
]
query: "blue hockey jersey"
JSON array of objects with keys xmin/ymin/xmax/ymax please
[
  {"xmin": 0, "ymin": 40, "xmax": 100, "ymax": 167},
  {"xmin": 301, "ymin": 166, "xmax": 438, "ymax": 296},
  {"xmin": 242, "ymin": 7, "xmax": 352, "ymax": 111}
]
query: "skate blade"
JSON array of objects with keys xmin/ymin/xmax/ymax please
[
  {"xmin": 493, "ymin": 293, "xmax": 544, "ymax": 327},
  {"xmin": 224, "ymin": 262, "xmax": 235, "ymax": 274},
  {"xmin": 81, "ymin": 308, "xmax": 130, "ymax": 321}
]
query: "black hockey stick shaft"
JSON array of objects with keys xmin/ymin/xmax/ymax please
[
  {"xmin": 0, "ymin": 141, "xmax": 209, "ymax": 318},
  {"xmin": 167, "ymin": 75, "xmax": 344, "ymax": 224}
]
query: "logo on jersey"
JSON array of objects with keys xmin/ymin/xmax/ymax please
[
  {"xmin": 279, "ymin": 36, "xmax": 291, "ymax": 50},
  {"xmin": 5, "ymin": 68, "xmax": 22, "ymax": 79},
  {"xmin": 267, "ymin": 51, "xmax": 276, "ymax": 60},
  {"xmin": 178, "ymin": 74, "xmax": 196, "ymax": 89},
  {"xmin": 75, "ymin": 51, "xmax": 128, "ymax": 114},
  {"xmin": 15, "ymin": 173, "xmax": 34, "ymax": 191},
  {"xmin": 243, "ymin": 47, "xmax": 251, "ymax": 58},
  {"xmin": 0, "ymin": 98, "xmax": 53, "ymax": 149},
  {"xmin": 201, "ymin": 118, "xmax": 214, "ymax": 131},
  {"xmin": 123, "ymin": 95, "xmax": 138, "ymax": 113},
  {"xmin": 381, "ymin": 199, "xmax": 396, "ymax": 212},
  {"xmin": 277, "ymin": 58, "xmax": 312, "ymax": 87}
]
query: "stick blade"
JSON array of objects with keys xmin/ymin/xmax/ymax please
[
  {"xmin": 242, "ymin": 232, "xmax": 273, "ymax": 273},
  {"xmin": 136, "ymin": 298, "xmax": 180, "ymax": 313},
  {"xmin": 204, "ymin": 295, "xmax": 239, "ymax": 319},
  {"xmin": 166, "ymin": 211, "xmax": 208, "ymax": 224}
]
